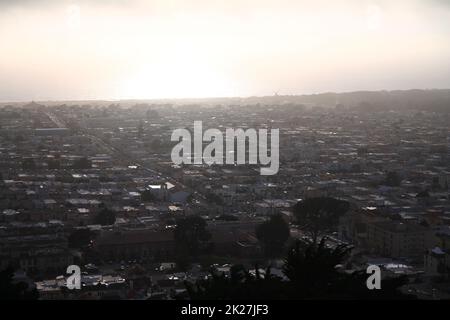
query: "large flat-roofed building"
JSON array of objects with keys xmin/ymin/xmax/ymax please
[
  {"xmin": 366, "ymin": 221, "xmax": 433, "ymax": 259},
  {"xmin": 0, "ymin": 233, "xmax": 73, "ymax": 274},
  {"xmin": 95, "ymin": 229, "xmax": 175, "ymax": 261}
]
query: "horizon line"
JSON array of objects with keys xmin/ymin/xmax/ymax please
[{"xmin": 1, "ymin": 87, "xmax": 449, "ymax": 105}]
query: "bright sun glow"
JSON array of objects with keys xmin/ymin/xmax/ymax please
[
  {"xmin": 118, "ymin": 61, "xmax": 235, "ymax": 100},
  {"xmin": 116, "ymin": 36, "xmax": 237, "ymax": 99}
]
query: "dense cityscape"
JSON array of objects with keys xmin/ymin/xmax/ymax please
[{"xmin": 1, "ymin": 90, "xmax": 449, "ymax": 300}]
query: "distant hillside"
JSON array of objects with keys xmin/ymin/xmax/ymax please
[
  {"xmin": 119, "ymin": 89, "xmax": 450, "ymax": 112},
  {"xmin": 1, "ymin": 89, "xmax": 450, "ymax": 112},
  {"xmin": 237, "ymin": 89, "xmax": 450, "ymax": 112}
]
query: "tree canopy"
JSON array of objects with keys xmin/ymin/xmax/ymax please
[
  {"xmin": 94, "ymin": 208, "xmax": 116, "ymax": 226},
  {"xmin": 0, "ymin": 268, "xmax": 39, "ymax": 300},
  {"xmin": 185, "ymin": 239, "xmax": 414, "ymax": 300},
  {"xmin": 293, "ymin": 197, "xmax": 350, "ymax": 243},
  {"xmin": 174, "ymin": 215, "xmax": 211, "ymax": 257},
  {"xmin": 68, "ymin": 228, "xmax": 96, "ymax": 249},
  {"xmin": 256, "ymin": 214, "xmax": 290, "ymax": 257}
]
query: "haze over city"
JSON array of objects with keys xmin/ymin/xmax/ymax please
[{"xmin": 1, "ymin": 0, "xmax": 450, "ymax": 101}]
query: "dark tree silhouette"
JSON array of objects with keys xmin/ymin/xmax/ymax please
[
  {"xmin": 293, "ymin": 197, "xmax": 349, "ymax": 243},
  {"xmin": 256, "ymin": 214, "xmax": 290, "ymax": 257},
  {"xmin": 186, "ymin": 264, "xmax": 286, "ymax": 300},
  {"xmin": 94, "ymin": 208, "xmax": 116, "ymax": 225},
  {"xmin": 185, "ymin": 239, "xmax": 414, "ymax": 300},
  {"xmin": 284, "ymin": 239, "xmax": 414, "ymax": 299},
  {"xmin": 68, "ymin": 228, "xmax": 96, "ymax": 249},
  {"xmin": 174, "ymin": 216, "xmax": 211, "ymax": 257},
  {"xmin": 0, "ymin": 268, "xmax": 39, "ymax": 300},
  {"xmin": 283, "ymin": 239, "xmax": 351, "ymax": 298}
]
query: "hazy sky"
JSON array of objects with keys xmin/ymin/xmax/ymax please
[{"xmin": 1, "ymin": 0, "xmax": 450, "ymax": 101}]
